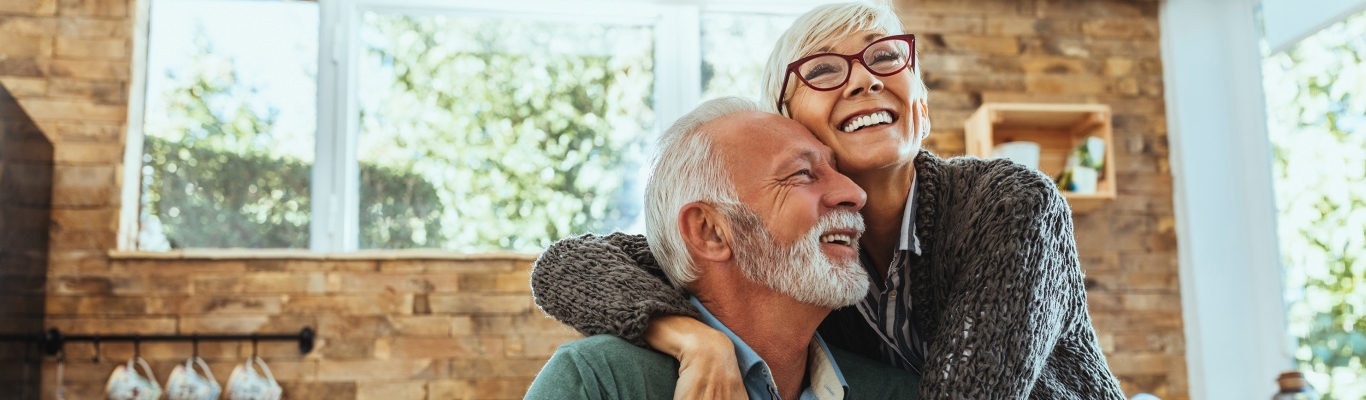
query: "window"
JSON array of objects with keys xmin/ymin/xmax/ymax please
[
  {"xmin": 137, "ymin": 0, "xmax": 319, "ymax": 250},
  {"xmin": 354, "ymin": 12, "xmax": 655, "ymax": 252},
  {"xmin": 1262, "ymin": 9, "xmax": 1366, "ymax": 400},
  {"xmin": 699, "ymin": 12, "xmax": 798, "ymax": 101},
  {"xmin": 133, "ymin": 0, "xmax": 815, "ymax": 252}
]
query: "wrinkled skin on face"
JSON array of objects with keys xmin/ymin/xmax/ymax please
[{"xmin": 708, "ymin": 111, "xmax": 867, "ymax": 269}]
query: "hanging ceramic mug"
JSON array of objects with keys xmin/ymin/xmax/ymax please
[
  {"xmin": 166, "ymin": 356, "xmax": 222, "ymax": 400},
  {"xmin": 225, "ymin": 356, "xmax": 281, "ymax": 400},
  {"xmin": 106, "ymin": 357, "xmax": 162, "ymax": 400}
]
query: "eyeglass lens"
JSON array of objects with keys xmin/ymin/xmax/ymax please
[{"xmin": 797, "ymin": 38, "xmax": 911, "ymax": 89}]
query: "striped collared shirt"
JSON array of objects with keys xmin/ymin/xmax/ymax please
[{"xmin": 853, "ymin": 176, "xmax": 929, "ymax": 374}]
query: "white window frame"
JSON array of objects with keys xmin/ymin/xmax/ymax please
[
  {"xmin": 118, "ymin": 0, "xmax": 851, "ymax": 253},
  {"xmin": 120, "ymin": 0, "xmax": 155, "ymax": 251},
  {"xmin": 310, "ymin": 0, "xmax": 827, "ymax": 252},
  {"xmin": 313, "ymin": 0, "xmax": 693, "ymax": 252}
]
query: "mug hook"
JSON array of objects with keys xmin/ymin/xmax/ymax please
[
  {"xmin": 251, "ymin": 334, "xmax": 259, "ymax": 359},
  {"xmin": 133, "ymin": 335, "xmax": 140, "ymax": 359},
  {"xmin": 91, "ymin": 335, "xmax": 100, "ymax": 363},
  {"xmin": 192, "ymin": 334, "xmax": 199, "ymax": 358}
]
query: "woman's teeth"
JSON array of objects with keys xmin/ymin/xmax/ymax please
[{"xmin": 842, "ymin": 111, "xmax": 893, "ymax": 132}]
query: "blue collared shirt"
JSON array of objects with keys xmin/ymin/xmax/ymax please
[{"xmin": 688, "ymin": 296, "xmax": 849, "ymax": 400}]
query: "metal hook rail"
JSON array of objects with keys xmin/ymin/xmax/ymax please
[{"xmin": 0, "ymin": 327, "xmax": 315, "ymax": 356}]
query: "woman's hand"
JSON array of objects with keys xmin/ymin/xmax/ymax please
[{"xmin": 644, "ymin": 315, "xmax": 746, "ymax": 399}]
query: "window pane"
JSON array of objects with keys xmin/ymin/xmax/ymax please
[
  {"xmin": 700, "ymin": 12, "xmax": 797, "ymax": 102},
  {"xmin": 139, "ymin": 0, "xmax": 318, "ymax": 250},
  {"xmin": 358, "ymin": 13, "xmax": 654, "ymax": 252},
  {"xmin": 1263, "ymin": 9, "xmax": 1366, "ymax": 399}
]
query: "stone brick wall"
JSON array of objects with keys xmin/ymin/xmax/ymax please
[
  {"xmin": 43, "ymin": 254, "xmax": 575, "ymax": 399},
  {"xmin": 1, "ymin": 77, "xmax": 55, "ymax": 400},
  {"xmin": 0, "ymin": 0, "xmax": 1183, "ymax": 398},
  {"xmin": 0, "ymin": 0, "xmax": 132, "ymax": 293}
]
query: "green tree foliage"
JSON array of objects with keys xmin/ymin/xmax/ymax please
[
  {"xmin": 143, "ymin": 136, "xmax": 311, "ymax": 248},
  {"xmin": 1263, "ymin": 10, "xmax": 1366, "ymax": 399},
  {"xmin": 143, "ymin": 16, "xmax": 652, "ymax": 253},
  {"xmin": 143, "ymin": 34, "xmax": 445, "ymax": 249},
  {"xmin": 699, "ymin": 13, "xmax": 796, "ymax": 101},
  {"xmin": 358, "ymin": 15, "xmax": 653, "ymax": 252},
  {"xmin": 145, "ymin": 134, "xmax": 446, "ymax": 249},
  {"xmin": 359, "ymin": 165, "xmax": 446, "ymax": 249},
  {"xmin": 141, "ymin": 35, "xmax": 311, "ymax": 248}
]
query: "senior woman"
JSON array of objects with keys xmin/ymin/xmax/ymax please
[{"xmin": 531, "ymin": 2, "xmax": 1125, "ymax": 398}]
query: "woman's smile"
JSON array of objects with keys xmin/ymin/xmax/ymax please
[
  {"xmin": 787, "ymin": 30, "xmax": 925, "ymax": 175},
  {"xmin": 839, "ymin": 109, "xmax": 898, "ymax": 132}
]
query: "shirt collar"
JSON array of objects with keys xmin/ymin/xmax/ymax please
[
  {"xmin": 899, "ymin": 173, "xmax": 922, "ymax": 255},
  {"xmin": 688, "ymin": 296, "xmax": 848, "ymax": 400}
]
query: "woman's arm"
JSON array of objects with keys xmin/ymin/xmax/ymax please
[
  {"xmin": 646, "ymin": 316, "xmax": 747, "ymax": 400},
  {"xmin": 532, "ymin": 233, "xmax": 744, "ymax": 398},
  {"xmin": 916, "ymin": 177, "xmax": 1097, "ymax": 398},
  {"xmin": 531, "ymin": 232, "xmax": 701, "ymax": 344}
]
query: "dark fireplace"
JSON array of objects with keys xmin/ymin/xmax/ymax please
[{"xmin": 0, "ymin": 82, "xmax": 53, "ymax": 400}]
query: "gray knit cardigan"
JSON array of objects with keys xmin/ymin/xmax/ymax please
[{"xmin": 531, "ymin": 151, "xmax": 1126, "ymax": 399}]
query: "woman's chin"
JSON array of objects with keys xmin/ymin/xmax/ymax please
[{"xmin": 834, "ymin": 143, "xmax": 920, "ymax": 175}]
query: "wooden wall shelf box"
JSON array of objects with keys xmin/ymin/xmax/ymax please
[{"xmin": 964, "ymin": 103, "xmax": 1115, "ymax": 213}]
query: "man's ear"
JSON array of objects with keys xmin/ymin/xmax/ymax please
[{"xmin": 678, "ymin": 202, "xmax": 733, "ymax": 263}]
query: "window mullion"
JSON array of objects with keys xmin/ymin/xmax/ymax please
[
  {"xmin": 313, "ymin": 0, "xmax": 361, "ymax": 252},
  {"xmin": 119, "ymin": 0, "xmax": 155, "ymax": 251},
  {"xmin": 654, "ymin": 4, "xmax": 701, "ymax": 131}
]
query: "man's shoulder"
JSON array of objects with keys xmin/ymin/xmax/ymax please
[
  {"xmin": 559, "ymin": 335, "xmax": 676, "ymax": 362},
  {"xmin": 829, "ymin": 346, "xmax": 921, "ymax": 399},
  {"xmin": 525, "ymin": 335, "xmax": 679, "ymax": 400}
]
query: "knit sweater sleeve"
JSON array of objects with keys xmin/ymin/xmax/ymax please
[
  {"xmin": 530, "ymin": 232, "xmax": 700, "ymax": 346},
  {"xmin": 918, "ymin": 166, "xmax": 1087, "ymax": 399}
]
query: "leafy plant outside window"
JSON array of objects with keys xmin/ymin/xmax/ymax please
[{"xmin": 1263, "ymin": 10, "xmax": 1366, "ymax": 400}]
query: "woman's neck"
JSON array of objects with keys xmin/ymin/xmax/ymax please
[{"xmin": 847, "ymin": 162, "xmax": 916, "ymax": 280}]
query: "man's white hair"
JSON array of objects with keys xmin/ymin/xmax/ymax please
[
  {"xmin": 761, "ymin": 1, "xmax": 927, "ymax": 117},
  {"xmin": 645, "ymin": 96, "xmax": 762, "ymax": 288}
]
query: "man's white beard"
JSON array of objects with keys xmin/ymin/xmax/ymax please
[{"xmin": 727, "ymin": 207, "xmax": 870, "ymax": 309}]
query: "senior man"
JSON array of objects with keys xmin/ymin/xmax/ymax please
[{"xmin": 525, "ymin": 97, "xmax": 919, "ymax": 399}]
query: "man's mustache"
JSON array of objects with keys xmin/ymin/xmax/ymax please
[{"xmin": 806, "ymin": 210, "xmax": 865, "ymax": 250}]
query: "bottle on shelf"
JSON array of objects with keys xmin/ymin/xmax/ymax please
[{"xmin": 1272, "ymin": 371, "xmax": 1320, "ymax": 400}]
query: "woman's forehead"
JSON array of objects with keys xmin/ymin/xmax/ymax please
[{"xmin": 813, "ymin": 31, "xmax": 886, "ymax": 54}]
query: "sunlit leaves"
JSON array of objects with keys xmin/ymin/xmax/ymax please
[
  {"xmin": 142, "ymin": 12, "xmax": 659, "ymax": 253},
  {"xmin": 141, "ymin": 33, "xmax": 446, "ymax": 250},
  {"xmin": 699, "ymin": 13, "xmax": 797, "ymax": 102},
  {"xmin": 356, "ymin": 14, "xmax": 653, "ymax": 252},
  {"xmin": 140, "ymin": 35, "xmax": 312, "ymax": 249},
  {"xmin": 1264, "ymin": 9, "xmax": 1366, "ymax": 400}
]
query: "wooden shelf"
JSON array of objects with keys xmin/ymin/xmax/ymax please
[{"xmin": 965, "ymin": 103, "xmax": 1115, "ymax": 213}]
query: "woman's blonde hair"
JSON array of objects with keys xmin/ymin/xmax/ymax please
[{"xmin": 761, "ymin": 1, "xmax": 927, "ymax": 116}]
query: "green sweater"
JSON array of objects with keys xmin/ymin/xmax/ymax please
[{"xmin": 525, "ymin": 335, "xmax": 919, "ymax": 399}]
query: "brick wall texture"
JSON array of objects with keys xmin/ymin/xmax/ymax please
[
  {"xmin": 42, "ymin": 256, "xmax": 573, "ymax": 399},
  {"xmin": 0, "ymin": 0, "xmax": 1184, "ymax": 398}
]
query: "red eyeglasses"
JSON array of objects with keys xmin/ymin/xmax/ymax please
[{"xmin": 776, "ymin": 34, "xmax": 916, "ymax": 114}]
